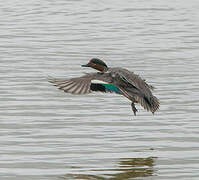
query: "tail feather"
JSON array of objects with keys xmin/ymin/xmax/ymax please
[
  {"xmin": 134, "ymin": 95, "xmax": 159, "ymax": 114},
  {"xmin": 142, "ymin": 95, "xmax": 159, "ymax": 114}
]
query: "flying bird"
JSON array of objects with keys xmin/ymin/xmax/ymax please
[{"xmin": 49, "ymin": 58, "xmax": 159, "ymax": 115}]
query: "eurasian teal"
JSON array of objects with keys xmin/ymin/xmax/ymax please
[{"xmin": 49, "ymin": 58, "xmax": 159, "ymax": 115}]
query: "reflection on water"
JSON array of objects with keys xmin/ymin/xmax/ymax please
[{"xmin": 64, "ymin": 157, "xmax": 155, "ymax": 180}]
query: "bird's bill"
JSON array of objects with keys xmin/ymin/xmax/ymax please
[{"xmin": 81, "ymin": 64, "xmax": 90, "ymax": 67}]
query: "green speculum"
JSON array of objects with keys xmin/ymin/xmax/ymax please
[{"xmin": 102, "ymin": 84, "xmax": 121, "ymax": 94}]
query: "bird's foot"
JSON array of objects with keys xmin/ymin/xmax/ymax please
[{"xmin": 131, "ymin": 103, "xmax": 138, "ymax": 116}]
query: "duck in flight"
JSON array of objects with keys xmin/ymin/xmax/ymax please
[{"xmin": 49, "ymin": 58, "xmax": 159, "ymax": 115}]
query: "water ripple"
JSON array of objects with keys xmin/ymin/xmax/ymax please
[{"xmin": 1, "ymin": 0, "xmax": 199, "ymax": 180}]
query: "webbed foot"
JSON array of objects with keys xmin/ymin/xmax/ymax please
[{"xmin": 131, "ymin": 102, "xmax": 138, "ymax": 116}]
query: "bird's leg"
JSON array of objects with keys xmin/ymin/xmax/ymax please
[{"xmin": 131, "ymin": 102, "xmax": 138, "ymax": 116}]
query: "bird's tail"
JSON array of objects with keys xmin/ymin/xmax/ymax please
[{"xmin": 140, "ymin": 95, "xmax": 159, "ymax": 114}]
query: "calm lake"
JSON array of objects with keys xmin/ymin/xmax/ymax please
[{"xmin": 0, "ymin": 0, "xmax": 199, "ymax": 179}]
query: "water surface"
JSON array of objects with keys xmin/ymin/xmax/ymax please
[{"xmin": 0, "ymin": 0, "xmax": 199, "ymax": 179}]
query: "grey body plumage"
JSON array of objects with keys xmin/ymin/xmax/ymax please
[{"xmin": 49, "ymin": 58, "xmax": 159, "ymax": 115}]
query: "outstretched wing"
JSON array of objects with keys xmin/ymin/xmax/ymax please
[{"xmin": 48, "ymin": 73, "xmax": 120, "ymax": 95}]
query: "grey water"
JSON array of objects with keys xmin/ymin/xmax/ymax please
[{"xmin": 0, "ymin": 0, "xmax": 199, "ymax": 179}]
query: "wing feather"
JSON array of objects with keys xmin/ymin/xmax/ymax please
[{"xmin": 48, "ymin": 73, "xmax": 113, "ymax": 95}]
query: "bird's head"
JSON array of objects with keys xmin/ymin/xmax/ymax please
[{"xmin": 81, "ymin": 58, "xmax": 108, "ymax": 72}]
